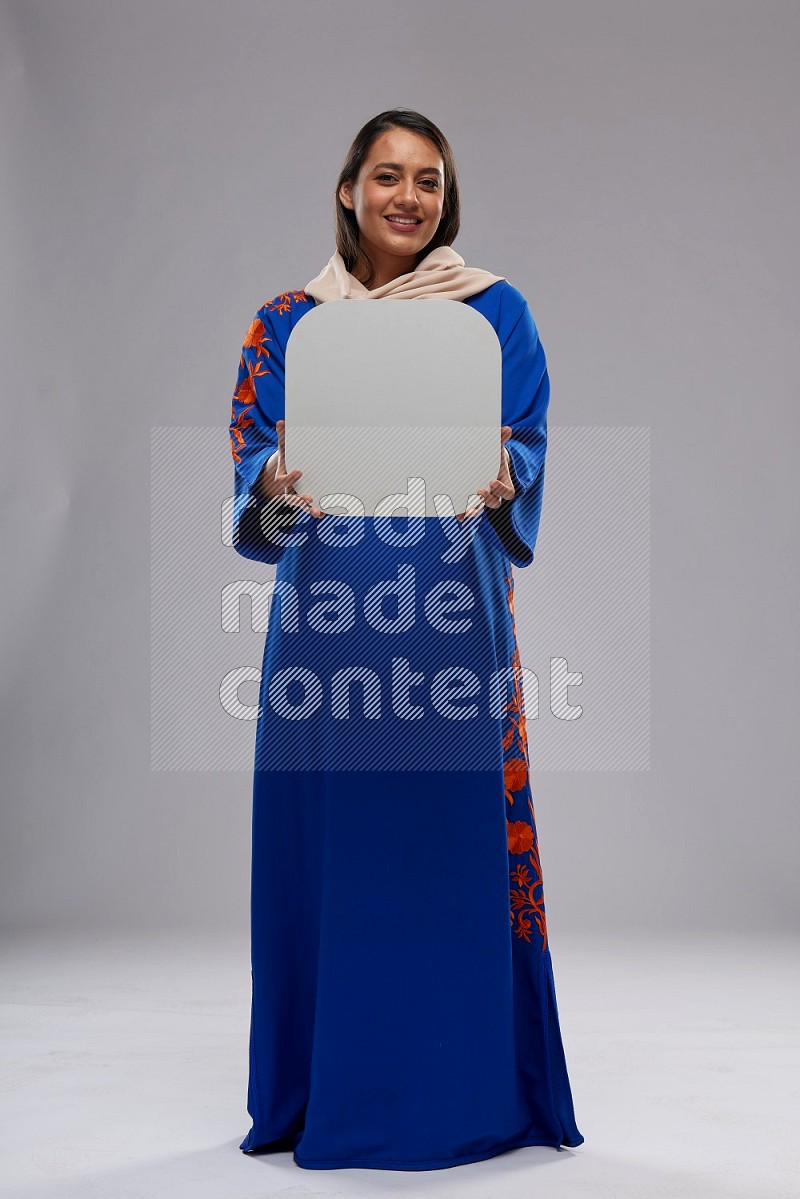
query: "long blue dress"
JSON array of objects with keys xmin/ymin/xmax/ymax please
[{"xmin": 229, "ymin": 279, "xmax": 584, "ymax": 1170}]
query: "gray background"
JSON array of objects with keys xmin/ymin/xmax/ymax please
[{"xmin": 2, "ymin": 0, "xmax": 798, "ymax": 936}]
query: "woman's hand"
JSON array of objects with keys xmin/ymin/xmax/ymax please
[
  {"xmin": 256, "ymin": 423, "xmax": 515, "ymax": 523},
  {"xmin": 255, "ymin": 419, "xmax": 324, "ymax": 519},
  {"xmin": 456, "ymin": 426, "xmax": 515, "ymax": 520}
]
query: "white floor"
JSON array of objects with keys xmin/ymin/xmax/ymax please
[{"xmin": 1, "ymin": 929, "xmax": 797, "ymax": 1198}]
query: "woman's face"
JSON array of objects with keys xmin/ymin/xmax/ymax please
[{"xmin": 339, "ymin": 127, "xmax": 445, "ymax": 275}]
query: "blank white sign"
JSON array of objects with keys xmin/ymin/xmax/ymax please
[{"xmin": 284, "ymin": 300, "xmax": 502, "ymax": 518}]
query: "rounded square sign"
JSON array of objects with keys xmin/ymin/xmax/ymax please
[{"xmin": 284, "ymin": 300, "xmax": 502, "ymax": 518}]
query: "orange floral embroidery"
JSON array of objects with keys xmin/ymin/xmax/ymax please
[
  {"xmin": 504, "ymin": 755, "xmax": 527, "ymax": 799},
  {"xmin": 229, "ymin": 371, "xmax": 255, "ymax": 464},
  {"xmin": 242, "ymin": 318, "xmax": 272, "ymax": 357},
  {"xmin": 230, "ymin": 354, "xmax": 273, "ymax": 464},
  {"xmin": 507, "ymin": 820, "xmax": 534, "ymax": 854},
  {"xmin": 502, "ymin": 565, "xmax": 548, "ymax": 950},
  {"xmin": 265, "ymin": 289, "xmax": 309, "ymax": 315},
  {"xmin": 229, "ymin": 292, "xmax": 310, "ymax": 463}
]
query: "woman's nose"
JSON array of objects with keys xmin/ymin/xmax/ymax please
[{"xmin": 396, "ymin": 180, "xmax": 420, "ymax": 205}]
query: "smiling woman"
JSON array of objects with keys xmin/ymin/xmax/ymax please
[{"xmin": 231, "ymin": 107, "xmax": 584, "ymax": 1172}]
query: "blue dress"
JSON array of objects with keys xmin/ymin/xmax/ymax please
[{"xmin": 229, "ymin": 279, "xmax": 584, "ymax": 1170}]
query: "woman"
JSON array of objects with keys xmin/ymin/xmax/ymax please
[{"xmin": 229, "ymin": 108, "xmax": 584, "ymax": 1171}]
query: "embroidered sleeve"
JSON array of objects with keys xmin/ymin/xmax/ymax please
[
  {"xmin": 228, "ymin": 306, "xmax": 301, "ymax": 565},
  {"xmin": 481, "ymin": 300, "xmax": 550, "ymax": 568}
]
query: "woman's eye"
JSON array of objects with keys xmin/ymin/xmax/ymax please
[{"xmin": 376, "ymin": 174, "xmax": 439, "ymax": 188}]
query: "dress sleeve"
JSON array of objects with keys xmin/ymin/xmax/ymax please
[
  {"xmin": 229, "ymin": 307, "xmax": 302, "ymax": 565},
  {"xmin": 482, "ymin": 299, "xmax": 550, "ymax": 568}
]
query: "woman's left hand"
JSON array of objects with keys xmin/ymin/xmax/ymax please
[{"xmin": 458, "ymin": 426, "xmax": 515, "ymax": 519}]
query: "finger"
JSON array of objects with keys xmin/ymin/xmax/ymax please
[
  {"xmin": 480, "ymin": 484, "xmax": 505, "ymax": 510},
  {"xmin": 488, "ymin": 479, "xmax": 514, "ymax": 502},
  {"xmin": 465, "ymin": 494, "xmax": 487, "ymax": 517},
  {"xmin": 275, "ymin": 424, "xmax": 287, "ymax": 474},
  {"xmin": 298, "ymin": 492, "xmax": 321, "ymax": 518},
  {"xmin": 291, "ymin": 490, "xmax": 325, "ymax": 520}
]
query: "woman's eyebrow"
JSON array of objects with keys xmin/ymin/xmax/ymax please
[{"xmin": 372, "ymin": 161, "xmax": 443, "ymax": 177}]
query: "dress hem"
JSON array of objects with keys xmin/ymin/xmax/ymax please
[{"xmin": 240, "ymin": 1128, "xmax": 585, "ymax": 1171}]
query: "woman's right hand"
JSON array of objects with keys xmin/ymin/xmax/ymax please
[{"xmin": 256, "ymin": 419, "xmax": 324, "ymax": 519}]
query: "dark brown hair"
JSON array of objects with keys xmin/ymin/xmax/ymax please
[{"xmin": 333, "ymin": 108, "xmax": 461, "ymax": 290}]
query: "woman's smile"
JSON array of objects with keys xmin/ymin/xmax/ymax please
[{"xmin": 384, "ymin": 214, "xmax": 424, "ymax": 232}]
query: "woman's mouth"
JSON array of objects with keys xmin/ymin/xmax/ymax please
[{"xmin": 384, "ymin": 215, "xmax": 422, "ymax": 232}]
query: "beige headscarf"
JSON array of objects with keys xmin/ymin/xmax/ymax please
[{"xmin": 304, "ymin": 245, "xmax": 506, "ymax": 303}]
